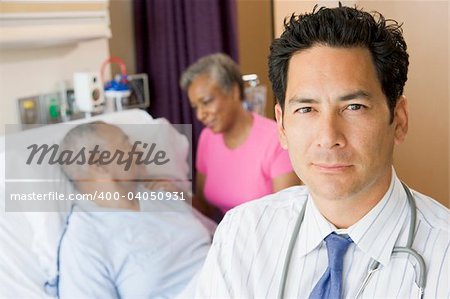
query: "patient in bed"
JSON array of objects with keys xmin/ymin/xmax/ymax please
[{"xmin": 52, "ymin": 122, "xmax": 215, "ymax": 298}]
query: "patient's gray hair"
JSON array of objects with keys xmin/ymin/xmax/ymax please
[
  {"xmin": 180, "ymin": 53, "xmax": 244, "ymax": 101},
  {"xmin": 59, "ymin": 121, "xmax": 107, "ymax": 179}
]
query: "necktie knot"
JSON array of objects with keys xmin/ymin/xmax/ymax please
[{"xmin": 325, "ymin": 233, "xmax": 353, "ymax": 271}]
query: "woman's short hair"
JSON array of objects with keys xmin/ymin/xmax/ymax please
[{"xmin": 180, "ymin": 53, "xmax": 244, "ymax": 101}]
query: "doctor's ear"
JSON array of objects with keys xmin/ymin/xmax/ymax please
[
  {"xmin": 275, "ymin": 104, "xmax": 288, "ymax": 149},
  {"xmin": 393, "ymin": 95, "xmax": 409, "ymax": 145}
]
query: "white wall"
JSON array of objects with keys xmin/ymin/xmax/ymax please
[{"xmin": 0, "ymin": 38, "xmax": 110, "ymax": 133}]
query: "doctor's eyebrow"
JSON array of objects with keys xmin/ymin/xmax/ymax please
[
  {"xmin": 338, "ymin": 90, "xmax": 372, "ymax": 101},
  {"xmin": 286, "ymin": 97, "xmax": 318, "ymax": 107},
  {"xmin": 286, "ymin": 90, "xmax": 372, "ymax": 106}
]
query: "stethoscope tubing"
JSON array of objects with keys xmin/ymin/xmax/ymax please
[{"xmin": 278, "ymin": 200, "xmax": 306, "ymax": 299}]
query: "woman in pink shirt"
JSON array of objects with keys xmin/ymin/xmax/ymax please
[{"xmin": 180, "ymin": 53, "xmax": 300, "ymax": 220}]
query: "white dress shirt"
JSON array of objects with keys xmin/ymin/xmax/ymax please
[{"xmin": 184, "ymin": 171, "xmax": 449, "ymax": 298}]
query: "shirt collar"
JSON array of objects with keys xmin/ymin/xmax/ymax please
[
  {"xmin": 347, "ymin": 170, "xmax": 409, "ymax": 266},
  {"xmin": 296, "ymin": 193, "xmax": 335, "ymax": 257},
  {"xmin": 297, "ymin": 169, "xmax": 409, "ymax": 267}
]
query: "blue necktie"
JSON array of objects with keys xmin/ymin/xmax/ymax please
[{"xmin": 309, "ymin": 233, "xmax": 353, "ymax": 299}]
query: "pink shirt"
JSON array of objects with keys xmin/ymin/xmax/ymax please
[{"xmin": 196, "ymin": 113, "xmax": 294, "ymax": 212}]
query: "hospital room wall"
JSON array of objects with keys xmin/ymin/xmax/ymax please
[
  {"xmin": 108, "ymin": 0, "xmax": 136, "ymax": 76},
  {"xmin": 0, "ymin": 40, "xmax": 110, "ymax": 133},
  {"xmin": 273, "ymin": 1, "xmax": 449, "ymax": 207},
  {"xmin": 0, "ymin": 0, "xmax": 112, "ymax": 135},
  {"xmin": 0, "ymin": 1, "xmax": 133, "ymax": 135},
  {"xmin": 236, "ymin": 0, "xmax": 275, "ymax": 119}
]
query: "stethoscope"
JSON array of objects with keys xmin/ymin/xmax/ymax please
[{"xmin": 278, "ymin": 182, "xmax": 427, "ymax": 299}]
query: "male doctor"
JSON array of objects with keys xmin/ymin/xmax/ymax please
[{"xmin": 185, "ymin": 4, "xmax": 449, "ymax": 299}]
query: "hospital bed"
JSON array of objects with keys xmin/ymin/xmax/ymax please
[{"xmin": 0, "ymin": 109, "xmax": 191, "ymax": 298}]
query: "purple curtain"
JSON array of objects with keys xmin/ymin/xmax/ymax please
[{"xmin": 133, "ymin": 0, "xmax": 239, "ymax": 143}]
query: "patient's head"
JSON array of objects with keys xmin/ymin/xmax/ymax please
[{"xmin": 60, "ymin": 122, "xmax": 142, "ymax": 196}]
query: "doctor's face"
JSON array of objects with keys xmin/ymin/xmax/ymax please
[{"xmin": 275, "ymin": 46, "xmax": 408, "ymax": 203}]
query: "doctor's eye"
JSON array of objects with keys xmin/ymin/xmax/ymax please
[
  {"xmin": 346, "ymin": 104, "xmax": 365, "ymax": 111},
  {"xmin": 295, "ymin": 107, "xmax": 313, "ymax": 114}
]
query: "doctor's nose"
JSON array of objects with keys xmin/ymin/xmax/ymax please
[{"xmin": 316, "ymin": 114, "xmax": 346, "ymax": 149}]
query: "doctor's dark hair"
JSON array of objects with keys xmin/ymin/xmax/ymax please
[
  {"xmin": 180, "ymin": 53, "xmax": 245, "ymax": 101},
  {"xmin": 268, "ymin": 5, "xmax": 409, "ymax": 121}
]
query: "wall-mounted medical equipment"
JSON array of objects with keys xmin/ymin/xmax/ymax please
[
  {"xmin": 101, "ymin": 57, "xmax": 130, "ymax": 112},
  {"xmin": 73, "ymin": 72, "xmax": 105, "ymax": 114},
  {"xmin": 126, "ymin": 73, "xmax": 150, "ymax": 109},
  {"xmin": 101, "ymin": 57, "xmax": 150, "ymax": 112},
  {"xmin": 242, "ymin": 74, "xmax": 267, "ymax": 116},
  {"xmin": 17, "ymin": 92, "xmax": 79, "ymax": 126},
  {"xmin": 17, "ymin": 57, "xmax": 150, "ymax": 126},
  {"xmin": 18, "ymin": 96, "xmax": 40, "ymax": 125}
]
